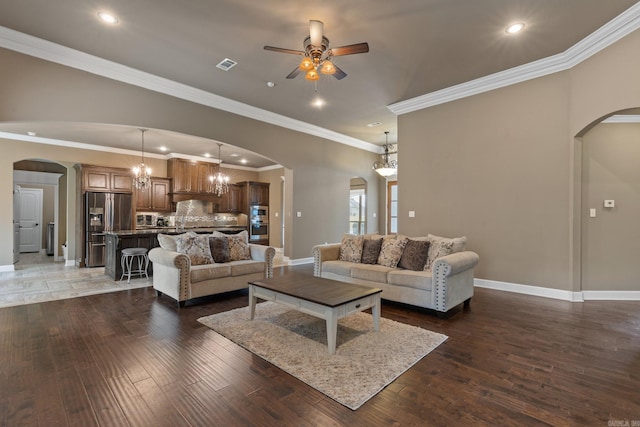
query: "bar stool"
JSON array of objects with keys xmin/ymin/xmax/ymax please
[{"xmin": 120, "ymin": 248, "xmax": 149, "ymax": 283}]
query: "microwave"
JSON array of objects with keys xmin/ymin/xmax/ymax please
[
  {"xmin": 136, "ymin": 214, "xmax": 156, "ymax": 227},
  {"xmin": 250, "ymin": 205, "xmax": 268, "ymax": 219}
]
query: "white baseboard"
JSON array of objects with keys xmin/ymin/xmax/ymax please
[
  {"xmin": 474, "ymin": 278, "xmax": 584, "ymax": 302},
  {"xmin": 65, "ymin": 260, "xmax": 75, "ymax": 267},
  {"xmin": 289, "ymin": 257, "xmax": 313, "ymax": 266},
  {"xmin": 582, "ymin": 290, "xmax": 640, "ymax": 300},
  {"xmin": 0, "ymin": 264, "xmax": 15, "ymax": 272},
  {"xmin": 475, "ymin": 279, "xmax": 640, "ymax": 302}
]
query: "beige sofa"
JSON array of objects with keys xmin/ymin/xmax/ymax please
[
  {"xmin": 313, "ymin": 234, "xmax": 479, "ymax": 315},
  {"xmin": 148, "ymin": 232, "xmax": 275, "ymax": 307}
]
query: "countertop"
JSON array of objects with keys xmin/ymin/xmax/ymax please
[{"xmin": 106, "ymin": 226, "xmax": 247, "ymax": 236}]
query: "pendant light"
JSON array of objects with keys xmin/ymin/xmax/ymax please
[
  {"xmin": 373, "ymin": 131, "xmax": 397, "ymax": 177},
  {"xmin": 132, "ymin": 128, "xmax": 152, "ymax": 190},
  {"xmin": 209, "ymin": 143, "xmax": 230, "ymax": 197}
]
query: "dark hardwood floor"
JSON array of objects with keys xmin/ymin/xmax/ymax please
[{"xmin": 1, "ymin": 264, "xmax": 639, "ymax": 426}]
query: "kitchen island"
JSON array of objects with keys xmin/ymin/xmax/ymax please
[{"xmin": 104, "ymin": 227, "xmax": 247, "ymax": 280}]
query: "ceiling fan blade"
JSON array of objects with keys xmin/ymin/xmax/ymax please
[
  {"xmin": 286, "ymin": 67, "xmax": 302, "ymax": 79},
  {"xmin": 332, "ymin": 65, "xmax": 347, "ymax": 80},
  {"xmin": 309, "ymin": 20, "xmax": 323, "ymax": 46},
  {"xmin": 264, "ymin": 46, "xmax": 305, "ymax": 55},
  {"xmin": 329, "ymin": 42, "xmax": 369, "ymax": 56}
]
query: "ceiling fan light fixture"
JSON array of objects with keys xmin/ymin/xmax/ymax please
[
  {"xmin": 320, "ymin": 60, "xmax": 336, "ymax": 75},
  {"xmin": 299, "ymin": 56, "xmax": 314, "ymax": 71},
  {"xmin": 309, "ymin": 20, "xmax": 324, "ymax": 46},
  {"xmin": 305, "ymin": 69, "xmax": 320, "ymax": 81}
]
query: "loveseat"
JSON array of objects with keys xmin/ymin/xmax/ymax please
[
  {"xmin": 148, "ymin": 231, "xmax": 275, "ymax": 307},
  {"xmin": 313, "ymin": 233, "xmax": 479, "ymax": 314}
]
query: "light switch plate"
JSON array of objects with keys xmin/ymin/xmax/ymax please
[
  {"xmin": 409, "ymin": 211, "xmax": 415, "ymax": 218},
  {"xmin": 296, "ymin": 211, "xmax": 302, "ymax": 217},
  {"xmin": 590, "ymin": 208, "xmax": 596, "ymax": 218}
]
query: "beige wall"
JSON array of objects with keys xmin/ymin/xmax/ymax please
[
  {"xmin": 0, "ymin": 48, "xmax": 380, "ymax": 266},
  {"xmin": 581, "ymin": 123, "xmax": 640, "ymax": 291},
  {"xmin": 399, "ymin": 28, "xmax": 640, "ymax": 292}
]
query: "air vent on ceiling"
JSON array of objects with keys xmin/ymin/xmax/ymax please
[{"xmin": 216, "ymin": 58, "xmax": 238, "ymax": 71}]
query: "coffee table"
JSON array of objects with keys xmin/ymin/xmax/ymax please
[{"xmin": 248, "ymin": 272, "xmax": 382, "ymax": 354}]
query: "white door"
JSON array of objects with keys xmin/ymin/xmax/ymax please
[
  {"xmin": 13, "ymin": 185, "xmax": 21, "ymax": 263},
  {"xmin": 19, "ymin": 188, "xmax": 43, "ymax": 253}
]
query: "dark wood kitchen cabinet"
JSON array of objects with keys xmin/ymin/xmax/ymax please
[
  {"xmin": 76, "ymin": 164, "xmax": 134, "ymax": 193},
  {"xmin": 168, "ymin": 158, "xmax": 216, "ymax": 194},
  {"xmin": 135, "ymin": 177, "xmax": 171, "ymax": 212},
  {"xmin": 215, "ymin": 183, "xmax": 242, "ymax": 213},
  {"xmin": 238, "ymin": 181, "xmax": 270, "ymax": 214}
]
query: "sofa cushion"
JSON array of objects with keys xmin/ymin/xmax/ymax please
[
  {"xmin": 175, "ymin": 232, "xmax": 214, "ymax": 266},
  {"xmin": 424, "ymin": 234, "xmax": 466, "ymax": 271},
  {"xmin": 361, "ymin": 238, "xmax": 383, "ymax": 264},
  {"xmin": 351, "ymin": 264, "xmax": 393, "ymax": 284},
  {"xmin": 377, "ymin": 236, "xmax": 408, "ymax": 268},
  {"xmin": 212, "ymin": 230, "xmax": 249, "ymax": 243},
  {"xmin": 339, "ymin": 234, "xmax": 364, "ymax": 263},
  {"xmin": 398, "ymin": 239, "xmax": 430, "ymax": 271},
  {"xmin": 230, "ymin": 260, "xmax": 265, "ymax": 276},
  {"xmin": 228, "ymin": 234, "xmax": 252, "ymax": 261},
  {"xmin": 190, "ymin": 263, "xmax": 231, "ymax": 283},
  {"xmin": 209, "ymin": 237, "xmax": 230, "ymax": 263},
  {"xmin": 388, "ymin": 270, "xmax": 433, "ymax": 291},
  {"xmin": 158, "ymin": 233, "xmax": 180, "ymax": 252},
  {"xmin": 322, "ymin": 260, "xmax": 354, "ymax": 276}
]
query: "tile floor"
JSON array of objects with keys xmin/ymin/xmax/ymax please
[
  {"xmin": 0, "ymin": 250, "xmax": 289, "ymax": 308},
  {"xmin": 0, "ymin": 252, "xmax": 151, "ymax": 308}
]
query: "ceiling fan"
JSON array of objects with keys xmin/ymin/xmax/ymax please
[{"xmin": 264, "ymin": 20, "xmax": 369, "ymax": 81}]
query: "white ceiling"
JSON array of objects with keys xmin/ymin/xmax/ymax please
[{"xmin": 0, "ymin": 0, "xmax": 638, "ymax": 167}]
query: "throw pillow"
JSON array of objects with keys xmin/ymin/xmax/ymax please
[
  {"xmin": 209, "ymin": 237, "xmax": 230, "ymax": 263},
  {"xmin": 427, "ymin": 234, "xmax": 467, "ymax": 253},
  {"xmin": 175, "ymin": 232, "xmax": 213, "ymax": 266},
  {"xmin": 398, "ymin": 239, "xmax": 430, "ymax": 271},
  {"xmin": 212, "ymin": 230, "xmax": 249, "ymax": 243},
  {"xmin": 339, "ymin": 234, "xmax": 364, "ymax": 263},
  {"xmin": 377, "ymin": 236, "xmax": 409, "ymax": 268},
  {"xmin": 361, "ymin": 238, "xmax": 383, "ymax": 264},
  {"xmin": 227, "ymin": 234, "xmax": 251, "ymax": 261},
  {"xmin": 424, "ymin": 238, "xmax": 455, "ymax": 271},
  {"xmin": 157, "ymin": 233, "xmax": 179, "ymax": 252}
]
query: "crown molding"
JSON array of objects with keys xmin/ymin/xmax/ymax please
[
  {"xmin": 0, "ymin": 26, "xmax": 380, "ymax": 154},
  {"xmin": 602, "ymin": 115, "xmax": 640, "ymax": 123},
  {"xmin": 0, "ymin": 131, "xmax": 282, "ymax": 170},
  {"xmin": 388, "ymin": 3, "xmax": 640, "ymax": 115}
]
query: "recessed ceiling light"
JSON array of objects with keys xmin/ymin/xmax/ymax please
[
  {"xmin": 266, "ymin": 81, "xmax": 276, "ymax": 88},
  {"xmin": 159, "ymin": 146, "xmax": 168, "ymax": 152},
  {"xmin": 240, "ymin": 159, "xmax": 248, "ymax": 164},
  {"xmin": 229, "ymin": 153, "xmax": 239, "ymax": 157},
  {"xmin": 505, "ymin": 22, "xmax": 525, "ymax": 34},
  {"xmin": 312, "ymin": 97, "xmax": 325, "ymax": 108},
  {"xmin": 203, "ymin": 153, "xmax": 211, "ymax": 158},
  {"xmin": 26, "ymin": 131, "xmax": 38, "ymax": 136},
  {"xmin": 97, "ymin": 11, "xmax": 119, "ymax": 25}
]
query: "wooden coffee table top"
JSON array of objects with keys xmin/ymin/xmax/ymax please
[{"xmin": 249, "ymin": 272, "xmax": 381, "ymax": 308}]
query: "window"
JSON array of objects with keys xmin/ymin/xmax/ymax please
[
  {"xmin": 387, "ymin": 181, "xmax": 397, "ymax": 234},
  {"xmin": 349, "ymin": 188, "xmax": 366, "ymax": 235}
]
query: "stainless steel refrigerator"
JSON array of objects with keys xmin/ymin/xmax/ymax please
[{"xmin": 85, "ymin": 192, "xmax": 133, "ymax": 267}]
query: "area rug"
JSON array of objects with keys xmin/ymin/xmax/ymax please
[{"xmin": 198, "ymin": 302, "xmax": 447, "ymax": 410}]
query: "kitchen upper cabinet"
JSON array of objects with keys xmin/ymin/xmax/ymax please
[
  {"xmin": 168, "ymin": 158, "xmax": 218, "ymax": 194},
  {"xmin": 238, "ymin": 181, "xmax": 269, "ymax": 207},
  {"xmin": 215, "ymin": 184, "xmax": 242, "ymax": 213},
  {"xmin": 135, "ymin": 177, "xmax": 171, "ymax": 212},
  {"xmin": 76, "ymin": 164, "xmax": 133, "ymax": 193}
]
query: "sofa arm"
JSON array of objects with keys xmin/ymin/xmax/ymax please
[
  {"xmin": 148, "ymin": 247, "xmax": 192, "ymax": 301},
  {"xmin": 312, "ymin": 243, "xmax": 341, "ymax": 276},
  {"xmin": 250, "ymin": 244, "xmax": 276, "ymax": 278},
  {"xmin": 432, "ymin": 251, "xmax": 479, "ymax": 312}
]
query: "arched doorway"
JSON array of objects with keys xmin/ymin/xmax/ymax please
[
  {"xmin": 575, "ymin": 108, "xmax": 640, "ymax": 295},
  {"xmin": 13, "ymin": 159, "xmax": 68, "ymax": 264}
]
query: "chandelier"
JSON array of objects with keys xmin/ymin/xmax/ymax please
[
  {"xmin": 132, "ymin": 128, "xmax": 152, "ymax": 190},
  {"xmin": 373, "ymin": 131, "xmax": 397, "ymax": 177},
  {"xmin": 209, "ymin": 143, "xmax": 230, "ymax": 197}
]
